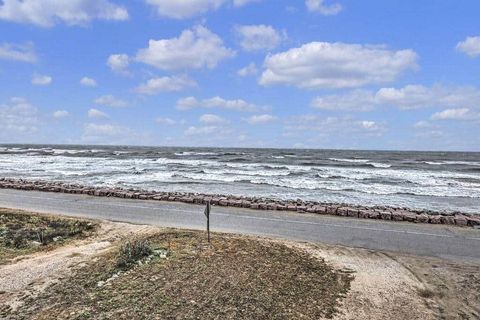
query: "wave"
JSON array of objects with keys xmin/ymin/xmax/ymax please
[
  {"xmin": 423, "ymin": 160, "xmax": 480, "ymax": 166},
  {"xmin": 423, "ymin": 161, "xmax": 444, "ymax": 165},
  {"xmin": 369, "ymin": 162, "xmax": 392, "ymax": 168},
  {"xmin": 1, "ymin": 147, "xmax": 480, "ymax": 214},
  {"xmin": 329, "ymin": 158, "xmax": 370, "ymax": 163},
  {"xmin": 174, "ymin": 152, "xmax": 218, "ymax": 156}
]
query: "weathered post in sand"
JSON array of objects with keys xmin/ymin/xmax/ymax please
[{"xmin": 204, "ymin": 201, "xmax": 211, "ymax": 243}]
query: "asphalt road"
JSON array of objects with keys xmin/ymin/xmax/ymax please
[{"xmin": 0, "ymin": 189, "xmax": 479, "ymax": 262}]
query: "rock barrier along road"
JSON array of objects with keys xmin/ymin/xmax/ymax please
[
  {"xmin": 1, "ymin": 178, "xmax": 480, "ymax": 228},
  {"xmin": 0, "ymin": 188, "xmax": 479, "ymax": 263}
]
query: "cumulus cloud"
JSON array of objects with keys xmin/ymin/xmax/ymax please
[
  {"xmin": 284, "ymin": 115, "xmax": 386, "ymax": 136},
  {"xmin": 233, "ymin": 0, "xmax": 262, "ymax": 7},
  {"xmin": 145, "ymin": 0, "xmax": 262, "ymax": 18},
  {"xmin": 52, "ymin": 110, "xmax": 69, "ymax": 119},
  {"xmin": 260, "ymin": 42, "xmax": 417, "ymax": 89},
  {"xmin": 413, "ymin": 120, "xmax": 433, "ymax": 129},
  {"xmin": 176, "ymin": 97, "xmax": 200, "ymax": 111},
  {"xmin": 135, "ymin": 75, "xmax": 197, "ymax": 95},
  {"xmin": 305, "ymin": 0, "xmax": 342, "ymax": 15},
  {"xmin": 456, "ymin": 36, "xmax": 480, "ymax": 57},
  {"xmin": 359, "ymin": 120, "xmax": 381, "ymax": 131},
  {"xmin": 81, "ymin": 123, "xmax": 138, "ymax": 144},
  {"xmin": 145, "ymin": 0, "xmax": 225, "ymax": 19},
  {"xmin": 311, "ymin": 84, "xmax": 480, "ymax": 111},
  {"xmin": 176, "ymin": 96, "xmax": 259, "ymax": 112},
  {"xmin": 199, "ymin": 114, "xmax": 228, "ymax": 124},
  {"xmin": 377, "ymin": 85, "xmax": 480, "ymax": 110},
  {"xmin": 246, "ymin": 114, "xmax": 276, "ymax": 124},
  {"xmin": 94, "ymin": 95, "xmax": 128, "ymax": 108},
  {"xmin": 31, "ymin": 73, "xmax": 52, "ymax": 85},
  {"xmin": 184, "ymin": 125, "xmax": 219, "ymax": 136},
  {"xmin": 431, "ymin": 108, "xmax": 479, "ymax": 121},
  {"xmin": 311, "ymin": 90, "xmax": 376, "ymax": 111},
  {"xmin": 80, "ymin": 77, "xmax": 97, "ymax": 87},
  {"xmin": 88, "ymin": 108, "xmax": 108, "ymax": 119},
  {"xmin": 203, "ymin": 96, "xmax": 258, "ymax": 111},
  {"xmin": 155, "ymin": 117, "xmax": 176, "ymax": 125},
  {"xmin": 135, "ymin": 26, "xmax": 234, "ymax": 71},
  {"xmin": 237, "ymin": 62, "xmax": 258, "ymax": 77},
  {"xmin": 0, "ymin": 0, "xmax": 129, "ymax": 27},
  {"xmin": 107, "ymin": 54, "xmax": 129, "ymax": 74},
  {"xmin": 0, "ymin": 97, "xmax": 38, "ymax": 138},
  {"xmin": 183, "ymin": 125, "xmax": 233, "ymax": 139},
  {"xmin": 0, "ymin": 42, "xmax": 36, "ymax": 62},
  {"xmin": 235, "ymin": 24, "xmax": 284, "ymax": 51}
]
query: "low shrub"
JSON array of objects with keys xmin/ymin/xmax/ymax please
[{"xmin": 116, "ymin": 240, "xmax": 153, "ymax": 270}]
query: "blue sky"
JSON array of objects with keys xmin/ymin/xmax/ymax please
[{"xmin": 0, "ymin": 0, "xmax": 479, "ymax": 151}]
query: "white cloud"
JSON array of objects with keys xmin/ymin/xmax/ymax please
[
  {"xmin": 456, "ymin": 36, "xmax": 480, "ymax": 57},
  {"xmin": 81, "ymin": 123, "xmax": 138, "ymax": 144},
  {"xmin": 184, "ymin": 125, "xmax": 219, "ymax": 136},
  {"xmin": 360, "ymin": 120, "xmax": 381, "ymax": 131},
  {"xmin": 413, "ymin": 120, "xmax": 432, "ymax": 129},
  {"xmin": 88, "ymin": 108, "xmax": 108, "ymax": 119},
  {"xmin": 305, "ymin": 0, "xmax": 342, "ymax": 15},
  {"xmin": 155, "ymin": 117, "xmax": 176, "ymax": 125},
  {"xmin": 80, "ymin": 77, "xmax": 97, "ymax": 87},
  {"xmin": 135, "ymin": 25, "xmax": 234, "ymax": 71},
  {"xmin": 176, "ymin": 97, "xmax": 199, "ymax": 110},
  {"xmin": 176, "ymin": 96, "xmax": 259, "ymax": 112},
  {"xmin": 144, "ymin": 0, "xmax": 262, "ymax": 19},
  {"xmin": 311, "ymin": 90, "xmax": 376, "ymax": 111},
  {"xmin": 94, "ymin": 95, "xmax": 128, "ymax": 108},
  {"xmin": 0, "ymin": 42, "xmax": 36, "ymax": 62},
  {"xmin": 431, "ymin": 108, "xmax": 478, "ymax": 121},
  {"xmin": 310, "ymin": 84, "xmax": 480, "ymax": 111},
  {"xmin": 237, "ymin": 62, "xmax": 258, "ymax": 77},
  {"xmin": 235, "ymin": 24, "xmax": 283, "ymax": 51},
  {"xmin": 52, "ymin": 110, "xmax": 69, "ymax": 119},
  {"xmin": 376, "ymin": 85, "xmax": 480, "ymax": 110},
  {"xmin": 199, "ymin": 114, "xmax": 228, "ymax": 124},
  {"xmin": 145, "ymin": 0, "xmax": 225, "ymax": 19},
  {"xmin": 0, "ymin": 0, "xmax": 129, "ymax": 27},
  {"xmin": 83, "ymin": 123, "xmax": 122, "ymax": 136},
  {"xmin": 284, "ymin": 115, "xmax": 386, "ymax": 136},
  {"xmin": 0, "ymin": 97, "xmax": 38, "ymax": 137},
  {"xmin": 233, "ymin": 0, "xmax": 261, "ymax": 7},
  {"xmin": 246, "ymin": 114, "xmax": 276, "ymax": 124},
  {"xmin": 203, "ymin": 96, "xmax": 258, "ymax": 111},
  {"xmin": 135, "ymin": 75, "xmax": 197, "ymax": 95},
  {"xmin": 107, "ymin": 54, "xmax": 129, "ymax": 74},
  {"xmin": 31, "ymin": 73, "xmax": 52, "ymax": 86},
  {"xmin": 260, "ymin": 42, "xmax": 417, "ymax": 89}
]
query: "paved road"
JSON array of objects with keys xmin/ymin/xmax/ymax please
[{"xmin": 0, "ymin": 189, "xmax": 479, "ymax": 262}]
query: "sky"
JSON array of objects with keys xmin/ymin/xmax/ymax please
[{"xmin": 0, "ymin": 0, "xmax": 479, "ymax": 151}]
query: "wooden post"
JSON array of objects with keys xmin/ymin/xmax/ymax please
[{"xmin": 204, "ymin": 201, "xmax": 211, "ymax": 243}]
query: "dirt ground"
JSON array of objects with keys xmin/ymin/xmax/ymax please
[
  {"xmin": 295, "ymin": 242, "xmax": 480, "ymax": 320},
  {"xmin": 1, "ymin": 214, "xmax": 479, "ymax": 319}
]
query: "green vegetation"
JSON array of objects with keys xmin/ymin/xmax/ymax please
[
  {"xmin": 0, "ymin": 208, "xmax": 97, "ymax": 264},
  {"xmin": 14, "ymin": 230, "xmax": 352, "ymax": 320},
  {"xmin": 116, "ymin": 239, "xmax": 153, "ymax": 270}
]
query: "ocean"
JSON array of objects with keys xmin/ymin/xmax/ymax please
[{"xmin": 0, "ymin": 144, "xmax": 479, "ymax": 214}]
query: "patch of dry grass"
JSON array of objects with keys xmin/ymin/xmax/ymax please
[
  {"xmin": 0, "ymin": 208, "xmax": 97, "ymax": 264},
  {"xmin": 12, "ymin": 230, "xmax": 353, "ymax": 320}
]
